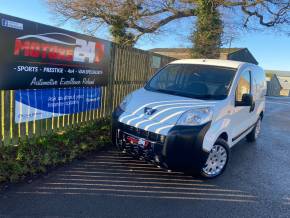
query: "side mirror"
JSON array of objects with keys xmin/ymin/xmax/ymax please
[{"xmin": 236, "ymin": 93, "xmax": 253, "ymax": 107}]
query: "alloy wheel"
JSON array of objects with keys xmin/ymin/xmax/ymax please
[{"xmin": 202, "ymin": 144, "xmax": 228, "ymax": 177}]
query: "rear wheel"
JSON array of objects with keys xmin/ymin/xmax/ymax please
[
  {"xmin": 246, "ymin": 117, "xmax": 261, "ymax": 142},
  {"xmin": 200, "ymin": 139, "xmax": 230, "ymax": 178}
]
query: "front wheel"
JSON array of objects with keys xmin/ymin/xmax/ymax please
[{"xmin": 200, "ymin": 139, "xmax": 230, "ymax": 178}]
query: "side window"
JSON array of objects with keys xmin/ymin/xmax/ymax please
[
  {"xmin": 252, "ymin": 69, "xmax": 266, "ymax": 98},
  {"xmin": 236, "ymin": 70, "xmax": 251, "ymax": 102}
]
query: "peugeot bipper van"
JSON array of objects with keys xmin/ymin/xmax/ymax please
[{"xmin": 112, "ymin": 59, "xmax": 266, "ymax": 178}]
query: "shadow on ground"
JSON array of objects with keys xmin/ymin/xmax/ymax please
[{"xmin": 7, "ymin": 148, "xmax": 256, "ymax": 203}]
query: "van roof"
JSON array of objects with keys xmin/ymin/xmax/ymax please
[{"xmin": 170, "ymin": 59, "xmax": 246, "ymax": 69}]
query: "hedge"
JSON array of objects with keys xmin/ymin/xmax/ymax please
[{"xmin": 0, "ymin": 118, "xmax": 111, "ymax": 183}]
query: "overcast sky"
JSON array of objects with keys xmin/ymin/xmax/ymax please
[{"xmin": 0, "ymin": 0, "xmax": 289, "ymax": 72}]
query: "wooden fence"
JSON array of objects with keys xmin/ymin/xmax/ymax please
[{"xmin": 0, "ymin": 45, "xmax": 174, "ymax": 146}]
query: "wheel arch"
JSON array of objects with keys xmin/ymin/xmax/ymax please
[
  {"xmin": 218, "ymin": 132, "xmax": 229, "ymax": 143},
  {"xmin": 203, "ymin": 128, "xmax": 231, "ymax": 152}
]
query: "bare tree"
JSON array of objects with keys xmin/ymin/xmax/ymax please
[
  {"xmin": 47, "ymin": 0, "xmax": 197, "ymax": 46},
  {"xmin": 47, "ymin": 0, "xmax": 290, "ymax": 57}
]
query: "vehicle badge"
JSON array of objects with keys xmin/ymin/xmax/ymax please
[{"xmin": 144, "ymin": 107, "xmax": 157, "ymax": 116}]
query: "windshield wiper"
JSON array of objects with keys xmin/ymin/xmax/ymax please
[
  {"xmin": 190, "ymin": 94, "xmax": 226, "ymax": 100},
  {"xmin": 152, "ymin": 88, "xmax": 179, "ymax": 95},
  {"xmin": 153, "ymin": 89, "xmax": 200, "ymax": 99},
  {"xmin": 147, "ymin": 88, "xmax": 226, "ymax": 100}
]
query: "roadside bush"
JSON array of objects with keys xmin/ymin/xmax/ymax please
[{"xmin": 0, "ymin": 118, "xmax": 111, "ymax": 183}]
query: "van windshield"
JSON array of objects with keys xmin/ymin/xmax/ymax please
[{"xmin": 145, "ymin": 64, "xmax": 237, "ymax": 100}]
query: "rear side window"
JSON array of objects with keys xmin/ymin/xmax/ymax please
[
  {"xmin": 236, "ymin": 70, "xmax": 251, "ymax": 102},
  {"xmin": 252, "ymin": 69, "xmax": 266, "ymax": 99}
]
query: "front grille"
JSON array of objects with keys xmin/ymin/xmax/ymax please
[{"xmin": 118, "ymin": 122, "xmax": 165, "ymax": 143}]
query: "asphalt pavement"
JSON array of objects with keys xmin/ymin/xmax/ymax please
[{"xmin": 1, "ymin": 96, "xmax": 290, "ymax": 218}]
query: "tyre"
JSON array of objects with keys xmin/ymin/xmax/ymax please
[
  {"xmin": 246, "ymin": 117, "xmax": 261, "ymax": 142},
  {"xmin": 200, "ymin": 138, "xmax": 230, "ymax": 178}
]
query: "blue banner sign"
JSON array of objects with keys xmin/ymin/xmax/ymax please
[{"xmin": 15, "ymin": 87, "xmax": 102, "ymax": 123}]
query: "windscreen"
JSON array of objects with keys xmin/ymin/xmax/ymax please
[{"xmin": 145, "ymin": 64, "xmax": 237, "ymax": 100}]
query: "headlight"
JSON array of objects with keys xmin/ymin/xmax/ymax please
[
  {"xmin": 176, "ymin": 107, "xmax": 213, "ymax": 126},
  {"xmin": 119, "ymin": 94, "xmax": 132, "ymax": 111}
]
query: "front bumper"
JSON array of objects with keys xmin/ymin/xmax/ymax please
[{"xmin": 112, "ymin": 107, "xmax": 210, "ymax": 172}]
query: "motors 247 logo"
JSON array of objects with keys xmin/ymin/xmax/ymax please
[{"xmin": 13, "ymin": 33, "xmax": 105, "ymax": 64}]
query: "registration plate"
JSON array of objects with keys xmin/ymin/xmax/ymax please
[{"xmin": 126, "ymin": 135, "xmax": 150, "ymax": 149}]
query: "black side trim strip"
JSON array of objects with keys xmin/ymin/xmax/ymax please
[{"xmin": 232, "ymin": 122, "xmax": 256, "ymax": 142}]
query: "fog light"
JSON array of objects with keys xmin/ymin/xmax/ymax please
[{"xmin": 160, "ymin": 135, "xmax": 165, "ymax": 143}]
